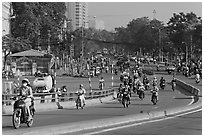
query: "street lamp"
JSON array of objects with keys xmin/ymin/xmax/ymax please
[
  {"xmin": 152, "ymin": 27, "xmax": 163, "ymax": 62},
  {"xmin": 48, "ymin": 30, "xmax": 51, "ymax": 53}
]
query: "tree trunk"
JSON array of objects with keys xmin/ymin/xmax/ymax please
[{"xmin": 3, "ymin": 52, "xmax": 10, "ymax": 71}]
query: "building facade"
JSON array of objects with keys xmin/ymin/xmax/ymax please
[
  {"xmin": 65, "ymin": 2, "xmax": 88, "ymax": 31},
  {"xmin": 2, "ymin": 2, "xmax": 11, "ymax": 36}
]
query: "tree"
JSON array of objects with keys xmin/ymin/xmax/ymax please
[
  {"xmin": 2, "ymin": 34, "xmax": 31, "ymax": 70},
  {"xmin": 11, "ymin": 2, "xmax": 66, "ymax": 52},
  {"xmin": 167, "ymin": 12, "xmax": 202, "ymax": 59}
]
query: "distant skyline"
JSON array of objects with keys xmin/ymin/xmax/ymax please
[{"xmin": 88, "ymin": 2, "xmax": 202, "ymax": 31}]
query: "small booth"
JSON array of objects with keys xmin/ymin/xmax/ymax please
[{"xmin": 10, "ymin": 49, "xmax": 52, "ymax": 76}]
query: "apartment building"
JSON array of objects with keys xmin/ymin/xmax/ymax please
[{"xmin": 65, "ymin": 2, "xmax": 88, "ymax": 31}]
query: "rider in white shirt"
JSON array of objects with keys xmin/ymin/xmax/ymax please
[{"xmin": 75, "ymin": 84, "xmax": 86, "ymax": 107}]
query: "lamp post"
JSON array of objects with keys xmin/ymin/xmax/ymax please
[
  {"xmin": 48, "ymin": 30, "xmax": 51, "ymax": 53},
  {"xmin": 152, "ymin": 27, "xmax": 163, "ymax": 62}
]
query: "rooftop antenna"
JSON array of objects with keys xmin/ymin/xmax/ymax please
[{"xmin": 153, "ymin": 9, "xmax": 156, "ymax": 20}]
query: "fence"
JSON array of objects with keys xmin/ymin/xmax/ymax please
[{"xmin": 2, "ymin": 88, "xmax": 117, "ymax": 106}]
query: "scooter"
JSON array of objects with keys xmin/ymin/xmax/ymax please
[
  {"xmin": 172, "ymin": 82, "xmax": 176, "ymax": 91},
  {"xmin": 138, "ymin": 87, "xmax": 145, "ymax": 100},
  {"xmin": 121, "ymin": 92, "xmax": 129, "ymax": 108},
  {"xmin": 151, "ymin": 90, "xmax": 158, "ymax": 105},
  {"xmin": 11, "ymin": 96, "xmax": 35, "ymax": 129},
  {"xmin": 75, "ymin": 93, "xmax": 84, "ymax": 109},
  {"xmin": 195, "ymin": 74, "xmax": 200, "ymax": 84},
  {"xmin": 160, "ymin": 82, "xmax": 165, "ymax": 90},
  {"xmin": 117, "ymin": 92, "xmax": 122, "ymax": 103},
  {"xmin": 145, "ymin": 82, "xmax": 150, "ymax": 90}
]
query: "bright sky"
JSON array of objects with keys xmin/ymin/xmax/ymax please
[{"xmin": 88, "ymin": 2, "xmax": 202, "ymax": 31}]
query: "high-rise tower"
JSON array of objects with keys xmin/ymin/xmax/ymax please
[{"xmin": 65, "ymin": 2, "xmax": 88, "ymax": 31}]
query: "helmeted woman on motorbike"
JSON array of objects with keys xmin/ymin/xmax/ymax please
[
  {"xmin": 151, "ymin": 83, "xmax": 159, "ymax": 102},
  {"xmin": 19, "ymin": 78, "xmax": 33, "ymax": 121}
]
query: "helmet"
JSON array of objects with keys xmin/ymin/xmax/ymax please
[
  {"xmin": 80, "ymin": 84, "xmax": 83, "ymax": 87},
  {"xmin": 22, "ymin": 78, "xmax": 30, "ymax": 84},
  {"xmin": 154, "ymin": 76, "xmax": 157, "ymax": 79}
]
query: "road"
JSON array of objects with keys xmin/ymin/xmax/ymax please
[
  {"xmin": 2, "ymin": 74, "xmax": 197, "ymax": 135},
  {"xmin": 78, "ymin": 109, "xmax": 202, "ymax": 135}
]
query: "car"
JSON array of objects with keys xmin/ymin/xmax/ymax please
[{"xmin": 165, "ymin": 66, "xmax": 176, "ymax": 74}]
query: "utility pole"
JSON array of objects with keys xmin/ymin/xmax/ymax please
[
  {"xmin": 190, "ymin": 34, "xmax": 193, "ymax": 60},
  {"xmin": 48, "ymin": 30, "xmax": 51, "ymax": 54},
  {"xmin": 81, "ymin": 23, "xmax": 84, "ymax": 58},
  {"xmin": 158, "ymin": 28, "xmax": 162, "ymax": 62}
]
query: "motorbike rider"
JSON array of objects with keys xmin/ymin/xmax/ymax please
[
  {"xmin": 143, "ymin": 74, "xmax": 149, "ymax": 84},
  {"xmin": 138, "ymin": 81, "xmax": 145, "ymax": 93},
  {"xmin": 122, "ymin": 81, "xmax": 131, "ymax": 104},
  {"xmin": 133, "ymin": 75, "xmax": 140, "ymax": 92},
  {"xmin": 99, "ymin": 77, "xmax": 105, "ymax": 89},
  {"xmin": 195, "ymin": 72, "xmax": 200, "ymax": 83},
  {"xmin": 160, "ymin": 77, "xmax": 166, "ymax": 86},
  {"xmin": 18, "ymin": 78, "xmax": 33, "ymax": 121},
  {"xmin": 152, "ymin": 76, "xmax": 158, "ymax": 86},
  {"xmin": 128, "ymin": 77, "xmax": 133, "ymax": 90},
  {"xmin": 117, "ymin": 84, "xmax": 123, "ymax": 99},
  {"xmin": 151, "ymin": 84, "xmax": 159, "ymax": 102},
  {"xmin": 75, "ymin": 84, "xmax": 86, "ymax": 107},
  {"xmin": 171, "ymin": 76, "xmax": 176, "ymax": 90}
]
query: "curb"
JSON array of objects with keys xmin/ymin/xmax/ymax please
[{"xmin": 175, "ymin": 78, "xmax": 201, "ymax": 96}]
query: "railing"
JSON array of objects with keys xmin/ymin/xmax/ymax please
[{"xmin": 2, "ymin": 88, "xmax": 117, "ymax": 106}]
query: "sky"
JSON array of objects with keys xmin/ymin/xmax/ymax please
[{"xmin": 88, "ymin": 2, "xmax": 202, "ymax": 31}]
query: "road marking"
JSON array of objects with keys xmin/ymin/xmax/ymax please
[
  {"xmin": 86, "ymin": 108, "xmax": 202, "ymax": 135},
  {"xmin": 187, "ymin": 96, "xmax": 194, "ymax": 106}
]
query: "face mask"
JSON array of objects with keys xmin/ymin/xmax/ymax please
[{"xmin": 23, "ymin": 83, "xmax": 27, "ymax": 87}]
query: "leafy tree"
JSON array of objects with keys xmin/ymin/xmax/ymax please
[
  {"xmin": 2, "ymin": 34, "xmax": 31, "ymax": 70},
  {"xmin": 11, "ymin": 2, "xmax": 66, "ymax": 52},
  {"xmin": 167, "ymin": 12, "xmax": 202, "ymax": 59}
]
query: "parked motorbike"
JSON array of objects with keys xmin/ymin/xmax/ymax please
[
  {"xmin": 121, "ymin": 92, "xmax": 129, "ymax": 108},
  {"xmin": 11, "ymin": 96, "xmax": 35, "ymax": 129}
]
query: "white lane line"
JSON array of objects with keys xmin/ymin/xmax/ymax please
[{"xmin": 87, "ymin": 108, "xmax": 202, "ymax": 135}]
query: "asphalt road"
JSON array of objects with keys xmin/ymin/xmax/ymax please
[
  {"xmin": 81, "ymin": 109, "xmax": 202, "ymax": 135},
  {"xmin": 2, "ymin": 74, "xmax": 196, "ymax": 135}
]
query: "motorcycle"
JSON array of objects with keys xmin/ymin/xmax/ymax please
[
  {"xmin": 11, "ymin": 96, "xmax": 35, "ymax": 129},
  {"xmin": 143, "ymin": 80, "xmax": 150, "ymax": 90},
  {"xmin": 121, "ymin": 91, "xmax": 129, "ymax": 108},
  {"xmin": 75, "ymin": 93, "xmax": 84, "ymax": 109},
  {"xmin": 195, "ymin": 74, "xmax": 200, "ymax": 84},
  {"xmin": 172, "ymin": 82, "xmax": 176, "ymax": 91},
  {"xmin": 117, "ymin": 92, "xmax": 122, "ymax": 103},
  {"xmin": 138, "ymin": 87, "xmax": 145, "ymax": 100},
  {"xmin": 151, "ymin": 90, "xmax": 158, "ymax": 105},
  {"xmin": 160, "ymin": 81, "xmax": 165, "ymax": 90}
]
